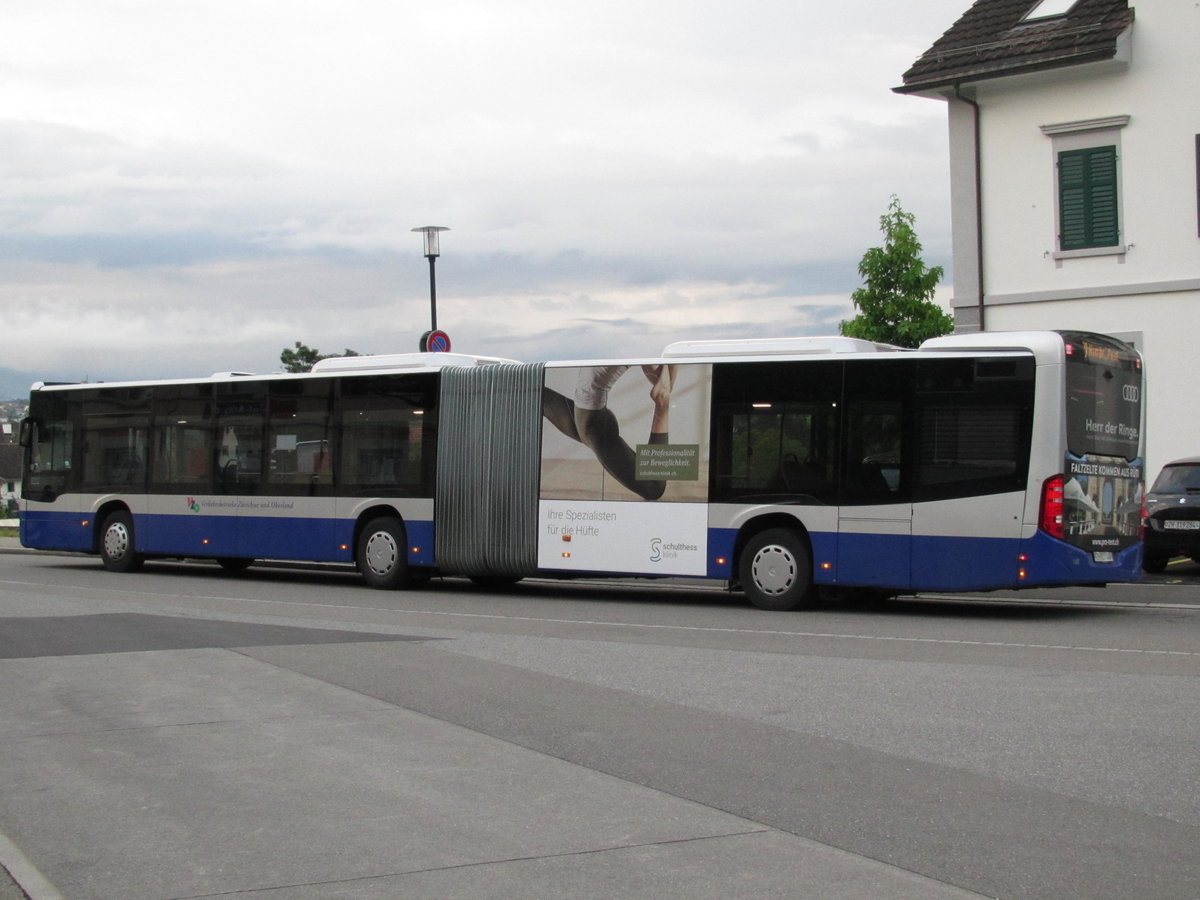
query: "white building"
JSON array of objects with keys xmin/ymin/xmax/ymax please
[{"xmin": 897, "ymin": 0, "xmax": 1199, "ymax": 475}]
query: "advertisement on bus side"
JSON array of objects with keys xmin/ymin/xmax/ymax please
[{"xmin": 538, "ymin": 364, "xmax": 712, "ymax": 575}]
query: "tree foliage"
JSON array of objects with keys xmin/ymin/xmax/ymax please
[
  {"xmin": 280, "ymin": 342, "xmax": 361, "ymax": 373},
  {"xmin": 840, "ymin": 196, "xmax": 953, "ymax": 349}
]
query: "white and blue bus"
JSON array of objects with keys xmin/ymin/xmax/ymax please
[{"xmin": 18, "ymin": 330, "xmax": 1144, "ymax": 609}]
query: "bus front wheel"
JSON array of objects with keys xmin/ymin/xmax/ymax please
[
  {"xmin": 357, "ymin": 517, "xmax": 411, "ymax": 590},
  {"xmin": 99, "ymin": 510, "xmax": 144, "ymax": 574},
  {"xmin": 739, "ymin": 528, "xmax": 814, "ymax": 611}
]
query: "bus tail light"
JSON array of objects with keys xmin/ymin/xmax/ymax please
[{"xmin": 1040, "ymin": 474, "xmax": 1065, "ymax": 540}]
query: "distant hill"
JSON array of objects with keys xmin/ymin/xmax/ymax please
[{"xmin": 0, "ymin": 370, "xmax": 38, "ymax": 400}]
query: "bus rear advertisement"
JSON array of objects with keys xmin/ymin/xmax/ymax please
[{"xmin": 19, "ymin": 331, "xmax": 1144, "ymax": 610}]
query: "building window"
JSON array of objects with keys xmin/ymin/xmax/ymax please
[
  {"xmin": 1058, "ymin": 145, "xmax": 1119, "ymax": 250},
  {"xmin": 1041, "ymin": 116, "xmax": 1128, "ymax": 259},
  {"xmin": 1022, "ymin": 0, "xmax": 1077, "ymax": 21}
]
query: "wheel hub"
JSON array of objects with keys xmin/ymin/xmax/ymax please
[
  {"xmin": 104, "ymin": 523, "xmax": 130, "ymax": 560},
  {"xmin": 364, "ymin": 531, "xmax": 398, "ymax": 576},
  {"xmin": 752, "ymin": 545, "xmax": 796, "ymax": 596}
]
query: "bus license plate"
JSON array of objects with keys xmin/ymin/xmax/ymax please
[
  {"xmin": 1163, "ymin": 520, "xmax": 1200, "ymax": 530},
  {"xmin": 1093, "ymin": 551, "xmax": 1114, "ymax": 563}
]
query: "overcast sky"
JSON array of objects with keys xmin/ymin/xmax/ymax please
[{"xmin": 0, "ymin": 0, "xmax": 970, "ymax": 397}]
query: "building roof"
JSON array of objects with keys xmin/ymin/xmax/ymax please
[{"xmin": 896, "ymin": 0, "xmax": 1134, "ymax": 94}]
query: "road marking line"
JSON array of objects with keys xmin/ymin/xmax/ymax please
[{"xmin": 2, "ymin": 579, "xmax": 1197, "ymax": 658}]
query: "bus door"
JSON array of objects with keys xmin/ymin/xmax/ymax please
[{"xmin": 836, "ymin": 364, "xmax": 912, "ymax": 589}]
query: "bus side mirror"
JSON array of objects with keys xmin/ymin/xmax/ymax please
[{"xmin": 18, "ymin": 418, "xmax": 36, "ymax": 448}]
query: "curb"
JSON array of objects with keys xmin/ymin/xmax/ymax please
[{"xmin": 0, "ymin": 831, "xmax": 63, "ymax": 900}]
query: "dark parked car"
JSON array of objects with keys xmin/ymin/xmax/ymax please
[{"xmin": 1143, "ymin": 457, "xmax": 1200, "ymax": 572}]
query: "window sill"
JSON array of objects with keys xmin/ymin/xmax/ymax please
[{"xmin": 1052, "ymin": 245, "xmax": 1127, "ymax": 262}]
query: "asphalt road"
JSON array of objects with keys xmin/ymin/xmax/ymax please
[{"xmin": 0, "ymin": 551, "xmax": 1197, "ymax": 899}]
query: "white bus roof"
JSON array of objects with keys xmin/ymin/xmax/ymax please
[
  {"xmin": 662, "ymin": 336, "xmax": 900, "ymax": 357},
  {"xmin": 29, "ymin": 352, "xmax": 522, "ymax": 392},
  {"xmin": 310, "ymin": 352, "xmax": 520, "ymax": 372},
  {"xmin": 920, "ymin": 331, "xmax": 1082, "ymax": 362}
]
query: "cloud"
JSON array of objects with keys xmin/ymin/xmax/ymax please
[{"xmin": 0, "ymin": 0, "xmax": 965, "ymax": 395}]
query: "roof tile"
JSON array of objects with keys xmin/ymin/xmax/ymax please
[{"xmin": 897, "ymin": 0, "xmax": 1134, "ymax": 92}]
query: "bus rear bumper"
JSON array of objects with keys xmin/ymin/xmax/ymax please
[{"xmin": 1015, "ymin": 531, "xmax": 1143, "ymax": 587}]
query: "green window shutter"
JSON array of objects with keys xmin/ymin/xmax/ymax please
[{"xmin": 1058, "ymin": 145, "xmax": 1118, "ymax": 250}]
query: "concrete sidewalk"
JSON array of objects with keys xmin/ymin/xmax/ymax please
[{"xmin": 0, "ymin": 607, "xmax": 985, "ymax": 900}]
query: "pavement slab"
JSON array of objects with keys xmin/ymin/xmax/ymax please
[{"xmin": 0, "ymin": 642, "xmax": 984, "ymax": 899}]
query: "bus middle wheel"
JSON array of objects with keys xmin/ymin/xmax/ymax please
[
  {"xmin": 357, "ymin": 517, "xmax": 412, "ymax": 590},
  {"xmin": 739, "ymin": 527, "xmax": 814, "ymax": 611}
]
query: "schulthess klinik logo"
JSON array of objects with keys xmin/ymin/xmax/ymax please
[{"xmin": 649, "ymin": 537, "xmax": 699, "ymax": 563}]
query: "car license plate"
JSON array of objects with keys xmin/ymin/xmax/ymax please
[
  {"xmin": 1093, "ymin": 551, "xmax": 1114, "ymax": 563},
  {"xmin": 1163, "ymin": 520, "xmax": 1200, "ymax": 530}
]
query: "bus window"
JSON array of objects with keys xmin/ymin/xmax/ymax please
[
  {"xmin": 841, "ymin": 360, "xmax": 912, "ymax": 506},
  {"xmin": 267, "ymin": 379, "xmax": 333, "ymax": 494},
  {"xmin": 337, "ymin": 374, "xmax": 437, "ymax": 497},
  {"xmin": 914, "ymin": 357, "xmax": 1034, "ymax": 501},
  {"xmin": 841, "ymin": 401, "xmax": 904, "ymax": 504},
  {"xmin": 151, "ymin": 385, "xmax": 213, "ymax": 494},
  {"xmin": 722, "ymin": 404, "xmax": 837, "ymax": 502},
  {"xmin": 79, "ymin": 388, "xmax": 150, "ymax": 493},
  {"xmin": 216, "ymin": 385, "xmax": 266, "ymax": 494},
  {"xmin": 710, "ymin": 360, "xmax": 840, "ymax": 504}
]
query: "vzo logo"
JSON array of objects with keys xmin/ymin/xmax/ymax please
[{"xmin": 186, "ymin": 497, "xmax": 201, "ymax": 513}]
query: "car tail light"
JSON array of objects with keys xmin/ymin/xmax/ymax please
[{"xmin": 1040, "ymin": 474, "xmax": 1065, "ymax": 540}]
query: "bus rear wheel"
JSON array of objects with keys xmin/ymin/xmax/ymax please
[
  {"xmin": 739, "ymin": 528, "xmax": 814, "ymax": 611},
  {"xmin": 357, "ymin": 517, "xmax": 411, "ymax": 590},
  {"xmin": 99, "ymin": 510, "xmax": 144, "ymax": 574}
]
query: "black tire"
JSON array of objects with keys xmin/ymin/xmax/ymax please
[
  {"xmin": 356, "ymin": 517, "xmax": 411, "ymax": 590},
  {"xmin": 99, "ymin": 510, "xmax": 143, "ymax": 573},
  {"xmin": 739, "ymin": 527, "xmax": 814, "ymax": 611},
  {"xmin": 217, "ymin": 557, "xmax": 254, "ymax": 572},
  {"xmin": 1142, "ymin": 554, "xmax": 1170, "ymax": 574}
]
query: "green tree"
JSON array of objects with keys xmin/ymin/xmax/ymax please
[
  {"xmin": 840, "ymin": 196, "xmax": 953, "ymax": 349},
  {"xmin": 280, "ymin": 342, "xmax": 361, "ymax": 373}
]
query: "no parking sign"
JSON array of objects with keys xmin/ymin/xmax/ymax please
[{"xmin": 419, "ymin": 330, "xmax": 452, "ymax": 353}]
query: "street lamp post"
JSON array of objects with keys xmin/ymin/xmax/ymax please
[{"xmin": 412, "ymin": 226, "xmax": 449, "ymax": 334}]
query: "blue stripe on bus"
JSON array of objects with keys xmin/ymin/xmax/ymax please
[
  {"xmin": 405, "ymin": 520, "xmax": 435, "ymax": 567},
  {"xmin": 20, "ymin": 509, "xmax": 436, "ymax": 568},
  {"xmin": 709, "ymin": 527, "xmax": 1141, "ymax": 592},
  {"xmin": 20, "ymin": 510, "xmax": 92, "ymax": 553},
  {"xmin": 909, "ymin": 534, "xmax": 1022, "ymax": 590},
  {"xmin": 24, "ymin": 510, "xmax": 1140, "ymax": 589}
]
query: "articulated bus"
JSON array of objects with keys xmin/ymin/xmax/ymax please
[{"xmin": 19, "ymin": 330, "xmax": 1144, "ymax": 610}]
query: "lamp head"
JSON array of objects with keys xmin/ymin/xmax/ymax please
[{"xmin": 412, "ymin": 225, "xmax": 449, "ymax": 258}]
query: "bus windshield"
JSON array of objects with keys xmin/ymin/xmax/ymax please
[{"xmin": 1062, "ymin": 332, "xmax": 1142, "ymax": 462}]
